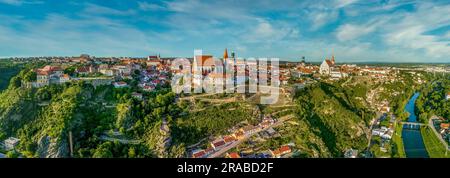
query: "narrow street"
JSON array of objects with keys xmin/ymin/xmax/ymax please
[{"xmin": 207, "ymin": 114, "xmax": 295, "ymax": 158}]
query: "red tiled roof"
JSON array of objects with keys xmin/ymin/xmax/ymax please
[
  {"xmin": 223, "ymin": 136, "xmax": 236, "ymax": 143},
  {"xmin": 271, "ymin": 149, "xmax": 281, "ymax": 156},
  {"xmin": 234, "ymin": 131, "xmax": 244, "ymax": 138},
  {"xmin": 325, "ymin": 60, "xmax": 334, "ymax": 66},
  {"xmin": 36, "ymin": 70, "xmax": 50, "ymax": 75},
  {"xmin": 193, "ymin": 150, "xmax": 206, "ymax": 158},
  {"xmin": 195, "ymin": 55, "xmax": 214, "ymax": 65},
  {"xmin": 77, "ymin": 66, "xmax": 89, "ymax": 73},
  {"xmin": 212, "ymin": 140, "xmax": 226, "ymax": 148},
  {"xmin": 280, "ymin": 145, "xmax": 291, "ymax": 154},
  {"xmin": 37, "ymin": 65, "xmax": 62, "ymax": 75},
  {"xmin": 227, "ymin": 152, "xmax": 240, "ymax": 158}
]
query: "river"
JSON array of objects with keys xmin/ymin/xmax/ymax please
[{"xmin": 401, "ymin": 92, "xmax": 429, "ymax": 158}]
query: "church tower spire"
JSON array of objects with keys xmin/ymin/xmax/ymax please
[{"xmin": 224, "ymin": 48, "xmax": 229, "ymax": 60}]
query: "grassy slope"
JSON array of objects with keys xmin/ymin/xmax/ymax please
[
  {"xmin": 295, "ymin": 83, "xmax": 370, "ymax": 157},
  {"xmin": 391, "ymin": 124, "xmax": 406, "ymax": 158},
  {"xmin": 420, "ymin": 126, "xmax": 450, "ymax": 158}
]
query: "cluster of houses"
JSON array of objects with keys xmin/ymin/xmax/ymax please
[
  {"xmin": 433, "ymin": 117, "xmax": 450, "ymax": 145},
  {"xmin": 376, "ymin": 101, "xmax": 391, "ymax": 114},
  {"xmin": 138, "ymin": 63, "xmax": 170, "ymax": 92},
  {"xmin": 372, "ymin": 126, "xmax": 394, "ymax": 140},
  {"xmin": 28, "ymin": 54, "xmax": 172, "ymax": 92},
  {"xmin": 191, "ymin": 116, "xmax": 277, "ymax": 158},
  {"xmin": 278, "ymin": 56, "xmax": 398, "ymax": 85},
  {"xmin": 268, "ymin": 145, "xmax": 292, "ymax": 158},
  {"xmin": 225, "ymin": 144, "xmax": 292, "ymax": 159}
]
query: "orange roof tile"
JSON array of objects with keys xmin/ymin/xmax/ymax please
[{"xmin": 227, "ymin": 152, "xmax": 240, "ymax": 158}]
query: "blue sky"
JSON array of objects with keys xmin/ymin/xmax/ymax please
[{"xmin": 0, "ymin": 0, "xmax": 449, "ymax": 62}]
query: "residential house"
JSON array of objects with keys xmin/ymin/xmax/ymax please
[
  {"xmin": 192, "ymin": 150, "xmax": 206, "ymax": 158},
  {"xmin": 205, "ymin": 147, "xmax": 214, "ymax": 155},
  {"xmin": 113, "ymin": 65, "xmax": 132, "ymax": 77},
  {"xmin": 233, "ymin": 131, "xmax": 245, "ymax": 140},
  {"xmin": 279, "ymin": 145, "xmax": 291, "ymax": 155},
  {"xmin": 35, "ymin": 65, "xmax": 64, "ymax": 87},
  {"xmin": 113, "ymin": 81, "xmax": 128, "ymax": 88},
  {"xmin": 223, "ymin": 135, "xmax": 236, "ymax": 144},
  {"xmin": 240, "ymin": 125, "xmax": 259, "ymax": 135},
  {"xmin": 143, "ymin": 85, "xmax": 155, "ymax": 92},
  {"xmin": 59, "ymin": 74, "xmax": 70, "ymax": 83},
  {"xmin": 76, "ymin": 66, "xmax": 90, "ymax": 75},
  {"xmin": 100, "ymin": 69, "xmax": 114, "ymax": 76},
  {"xmin": 132, "ymin": 92, "xmax": 143, "ymax": 100},
  {"xmin": 211, "ymin": 139, "xmax": 226, "ymax": 150},
  {"xmin": 98, "ymin": 64, "xmax": 114, "ymax": 76},
  {"xmin": 147, "ymin": 59, "xmax": 161, "ymax": 67},
  {"xmin": 344, "ymin": 149, "xmax": 358, "ymax": 158},
  {"xmin": 270, "ymin": 145, "xmax": 291, "ymax": 158},
  {"xmin": 226, "ymin": 152, "xmax": 241, "ymax": 158}
]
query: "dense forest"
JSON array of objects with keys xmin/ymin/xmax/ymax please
[
  {"xmin": 0, "ymin": 61, "xmax": 22, "ymax": 91},
  {"xmin": 415, "ymin": 74, "xmax": 450, "ymax": 122}
]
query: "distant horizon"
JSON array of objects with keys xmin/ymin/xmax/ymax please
[{"xmin": 1, "ymin": 55, "xmax": 449, "ymax": 65}]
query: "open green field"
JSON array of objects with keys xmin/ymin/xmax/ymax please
[
  {"xmin": 392, "ymin": 123, "xmax": 406, "ymax": 158},
  {"xmin": 420, "ymin": 126, "xmax": 450, "ymax": 158}
]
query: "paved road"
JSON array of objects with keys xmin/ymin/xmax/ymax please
[
  {"xmin": 207, "ymin": 114, "xmax": 295, "ymax": 158},
  {"xmin": 366, "ymin": 112, "xmax": 382, "ymax": 149},
  {"xmin": 99, "ymin": 135, "xmax": 140, "ymax": 144}
]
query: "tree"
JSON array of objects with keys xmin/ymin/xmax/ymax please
[
  {"xmin": 128, "ymin": 147, "xmax": 136, "ymax": 158},
  {"xmin": 23, "ymin": 71, "xmax": 36, "ymax": 82},
  {"xmin": 6, "ymin": 150, "xmax": 19, "ymax": 158},
  {"xmin": 93, "ymin": 142, "xmax": 114, "ymax": 158},
  {"xmin": 93, "ymin": 147, "xmax": 113, "ymax": 158}
]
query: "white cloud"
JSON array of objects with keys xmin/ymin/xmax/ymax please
[
  {"xmin": 335, "ymin": 17, "xmax": 388, "ymax": 41},
  {"xmin": 382, "ymin": 2, "xmax": 450, "ymax": 58},
  {"xmin": 336, "ymin": 24, "xmax": 374, "ymax": 41},
  {"xmin": 83, "ymin": 3, "xmax": 136, "ymax": 16},
  {"xmin": 0, "ymin": 13, "xmax": 168, "ymax": 57},
  {"xmin": 445, "ymin": 31, "xmax": 450, "ymax": 38},
  {"xmin": 335, "ymin": 0, "xmax": 360, "ymax": 8},
  {"xmin": 309, "ymin": 10, "xmax": 339, "ymax": 30},
  {"xmin": 0, "ymin": 0, "xmax": 42, "ymax": 6},
  {"xmin": 138, "ymin": 1, "xmax": 165, "ymax": 11}
]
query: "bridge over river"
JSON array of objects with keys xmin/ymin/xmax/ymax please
[{"xmin": 401, "ymin": 122, "xmax": 425, "ymax": 130}]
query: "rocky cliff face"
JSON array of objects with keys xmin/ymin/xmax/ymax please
[{"xmin": 36, "ymin": 135, "xmax": 69, "ymax": 158}]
